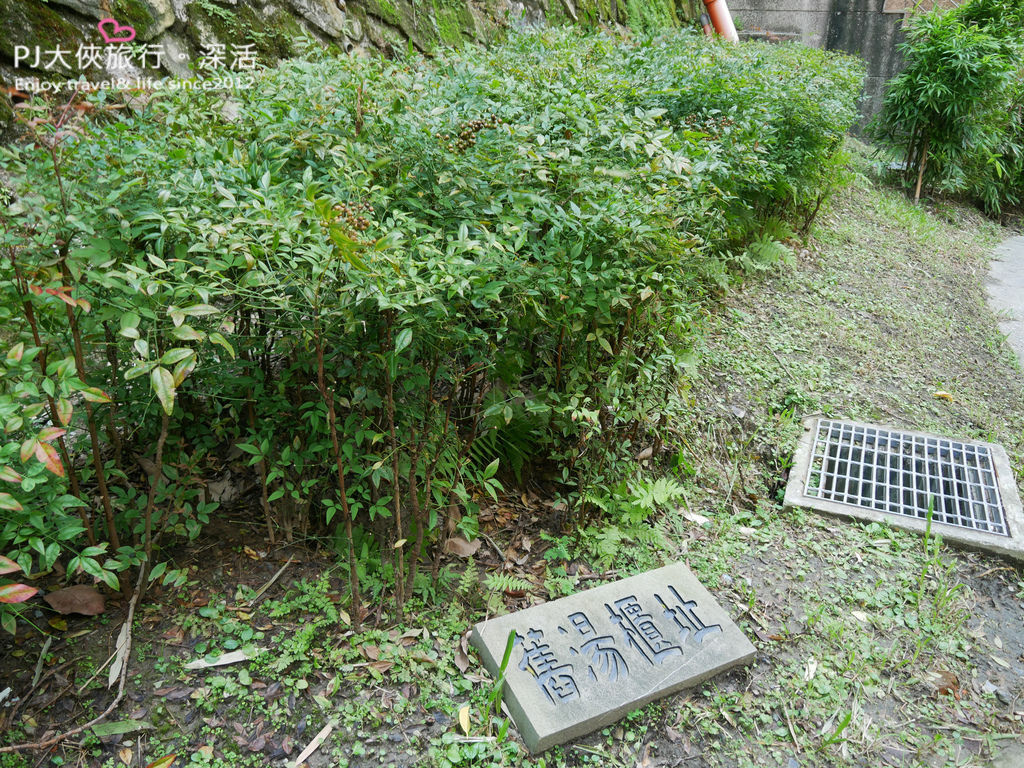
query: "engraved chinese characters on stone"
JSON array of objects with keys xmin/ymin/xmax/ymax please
[
  {"xmin": 566, "ymin": 611, "xmax": 629, "ymax": 683},
  {"xmin": 470, "ymin": 562, "xmax": 756, "ymax": 752},
  {"xmin": 606, "ymin": 594, "xmax": 683, "ymax": 665},
  {"xmin": 657, "ymin": 584, "xmax": 723, "ymax": 645},
  {"xmin": 515, "ymin": 628, "xmax": 580, "ymax": 705},
  {"xmin": 520, "ymin": 589, "xmax": 720, "ymax": 706}
]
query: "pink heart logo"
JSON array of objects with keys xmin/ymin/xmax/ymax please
[{"xmin": 97, "ymin": 18, "xmax": 136, "ymax": 44}]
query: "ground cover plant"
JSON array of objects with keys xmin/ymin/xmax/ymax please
[
  {"xmin": 2, "ymin": 141, "xmax": 1023, "ymax": 768},
  {"xmin": 870, "ymin": 0, "xmax": 1024, "ymax": 215},
  {"xmin": 0, "ymin": 26, "xmax": 863, "ymax": 642}
]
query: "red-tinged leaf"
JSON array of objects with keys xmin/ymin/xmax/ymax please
[
  {"xmin": 146, "ymin": 755, "xmax": 177, "ymax": 768},
  {"xmin": 0, "ymin": 583, "xmax": 38, "ymax": 603},
  {"xmin": 45, "ymin": 288, "xmax": 76, "ymax": 307},
  {"xmin": 151, "ymin": 367, "xmax": 175, "ymax": 416},
  {"xmin": 29, "ymin": 285, "xmax": 42, "ymax": 295},
  {"xmin": 34, "ymin": 442, "xmax": 65, "ymax": 477},
  {"xmin": 20, "ymin": 438, "xmax": 37, "ymax": 464},
  {"xmin": 56, "ymin": 398, "xmax": 73, "ymax": 426},
  {"xmin": 38, "ymin": 426, "xmax": 66, "ymax": 443},
  {"xmin": 0, "ymin": 493, "xmax": 23, "ymax": 512},
  {"xmin": 80, "ymin": 387, "xmax": 112, "ymax": 404},
  {"xmin": 76, "ymin": 298, "xmax": 91, "ymax": 313},
  {"xmin": 6, "ymin": 342, "xmax": 24, "ymax": 363},
  {"xmin": 0, "ymin": 466, "xmax": 23, "ymax": 483},
  {"xmin": 0, "ymin": 556, "xmax": 22, "ymax": 575}
]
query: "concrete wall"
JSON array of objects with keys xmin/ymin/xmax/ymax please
[
  {"xmin": 729, "ymin": 0, "xmax": 907, "ymax": 122},
  {"xmin": 826, "ymin": 0, "xmax": 907, "ymax": 120},
  {"xmin": 728, "ymin": 0, "xmax": 832, "ymax": 47}
]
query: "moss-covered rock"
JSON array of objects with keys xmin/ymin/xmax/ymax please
[
  {"xmin": 432, "ymin": 0, "xmax": 478, "ymax": 47},
  {"xmin": 0, "ymin": 0, "xmax": 88, "ymax": 75},
  {"xmin": 0, "ymin": 91, "xmax": 13, "ymax": 130},
  {"xmin": 1, "ymin": 0, "xmax": 686, "ymax": 87},
  {"xmin": 362, "ymin": 0, "xmax": 403, "ymax": 27},
  {"xmin": 109, "ymin": 0, "xmax": 172, "ymax": 41},
  {"xmin": 186, "ymin": 1, "xmax": 308, "ymax": 65}
]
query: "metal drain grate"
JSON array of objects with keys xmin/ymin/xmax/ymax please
[
  {"xmin": 805, "ymin": 419, "xmax": 1008, "ymax": 535},
  {"xmin": 786, "ymin": 417, "xmax": 1024, "ymax": 560}
]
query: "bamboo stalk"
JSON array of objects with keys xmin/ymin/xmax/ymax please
[{"xmin": 914, "ymin": 136, "xmax": 930, "ymax": 204}]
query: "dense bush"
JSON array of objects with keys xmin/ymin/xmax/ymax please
[
  {"xmin": 870, "ymin": 0, "xmax": 1024, "ymax": 214},
  {"xmin": 0, "ymin": 29, "xmax": 862, "ymax": 627}
]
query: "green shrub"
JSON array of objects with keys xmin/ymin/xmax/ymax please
[
  {"xmin": 870, "ymin": 0, "xmax": 1024, "ymax": 214},
  {"xmin": 0, "ymin": 29, "xmax": 861, "ymax": 624}
]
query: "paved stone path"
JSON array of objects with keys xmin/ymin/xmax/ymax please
[
  {"xmin": 985, "ymin": 237, "xmax": 1024, "ymax": 766},
  {"xmin": 987, "ymin": 235, "xmax": 1024, "ymax": 367}
]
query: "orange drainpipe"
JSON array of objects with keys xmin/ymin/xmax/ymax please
[{"xmin": 702, "ymin": 0, "xmax": 739, "ymax": 42}]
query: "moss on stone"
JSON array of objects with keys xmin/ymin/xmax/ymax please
[
  {"xmin": 0, "ymin": 92, "xmax": 13, "ymax": 129},
  {"xmin": 111, "ymin": 0, "xmax": 157, "ymax": 36},
  {"xmin": 187, "ymin": 1, "xmax": 301, "ymax": 64},
  {"xmin": 0, "ymin": 0, "xmax": 85, "ymax": 69},
  {"xmin": 433, "ymin": 0, "xmax": 476, "ymax": 47},
  {"xmin": 365, "ymin": 0, "xmax": 402, "ymax": 27}
]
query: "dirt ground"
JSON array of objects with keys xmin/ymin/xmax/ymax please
[{"xmin": 2, "ymin": 146, "xmax": 1024, "ymax": 768}]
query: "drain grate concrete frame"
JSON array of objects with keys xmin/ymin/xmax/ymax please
[{"xmin": 784, "ymin": 417, "xmax": 1024, "ymax": 561}]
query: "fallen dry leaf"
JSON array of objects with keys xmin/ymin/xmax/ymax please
[
  {"xmin": 454, "ymin": 632, "xmax": 471, "ymax": 674},
  {"xmin": 682, "ymin": 510, "xmax": 710, "ymax": 526},
  {"xmin": 458, "ymin": 705, "xmax": 471, "ymax": 735},
  {"xmin": 927, "ymin": 669, "xmax": 959, "ymax": 696},
  {"xmin": 443, "ymin": 536, "xmax": 481, "ymax": 557},
  {"xmin": 44, "ymin": 585, "xmax": 105, "ymax": 616},
  {"xmin": 108, "ymin": 622, "xmax": 130, "ymax": 688},
  {"xmin": 292, "ymin": 720, "xmax": 335, "ymax": 766},
  {"xmin": 803, "ymin": 657, "xmax": 818, "ymax": 682},
  {"xmin": 933, "ymin": 391, "xmax": 954, "ymax": 402},
  {"xmin": 184, "ymin": 648, "xmax": 262, "ymax": 670},
  {"xmin": 161, "ymin": 627, "xmax": 185, "ymax": 643},
  {"xmin": 361, "ymin": 644, "xmax": 380, "ymax": 661}
]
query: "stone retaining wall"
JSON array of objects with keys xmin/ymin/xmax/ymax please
[{"xmin": 1, "ymin": 0, "xmax": 691, "ymax": 131}]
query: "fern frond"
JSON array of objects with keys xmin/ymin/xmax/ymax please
[{"xmin": 484, "ymin": 573, "xmax": 535, "ymax": 593}]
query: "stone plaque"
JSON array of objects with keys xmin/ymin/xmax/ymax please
[{"xmin": 469, "ymin": 562, "xmax": 756, "ymax": 752}]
